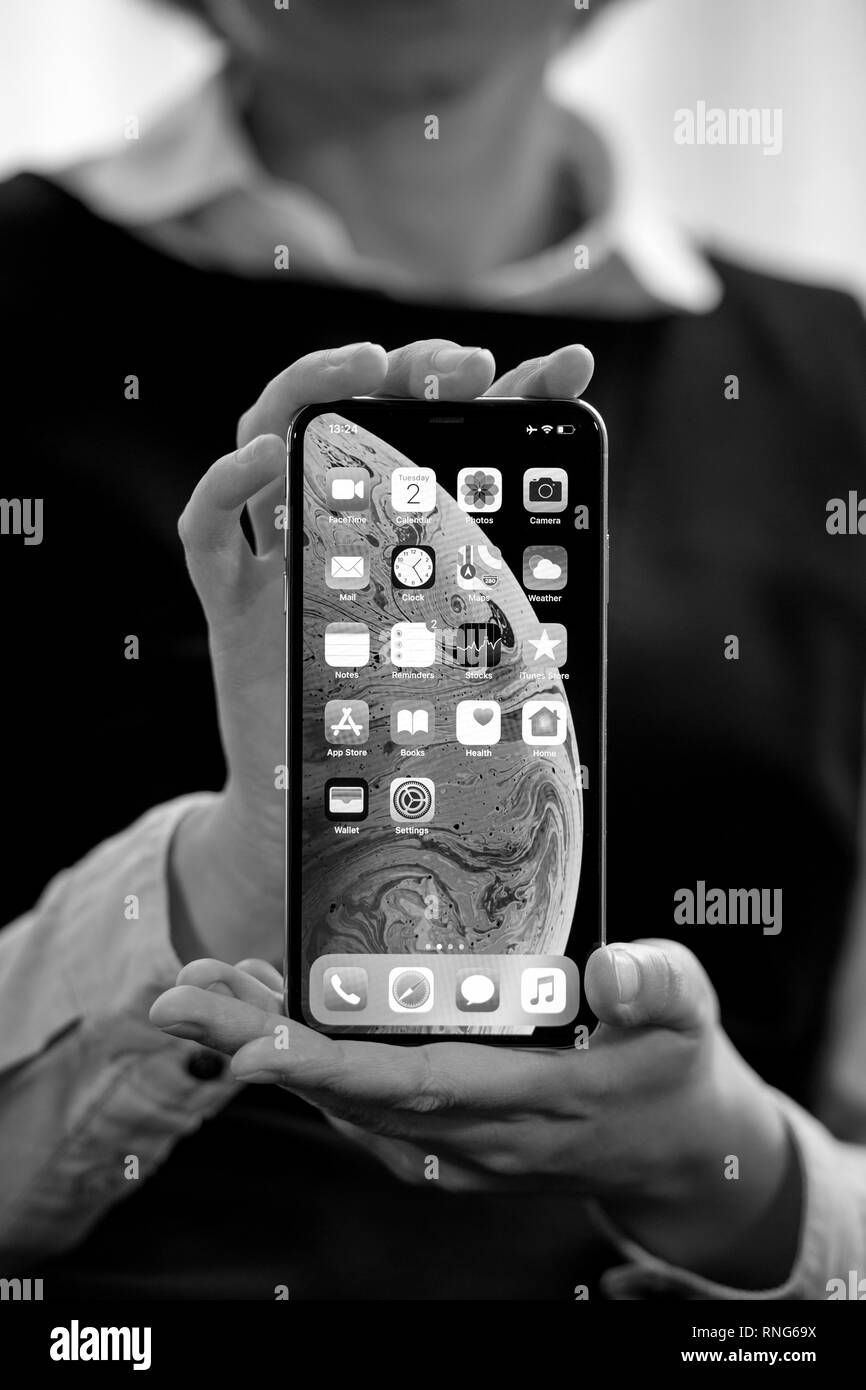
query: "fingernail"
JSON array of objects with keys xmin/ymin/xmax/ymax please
[
  {"xmin": 327, "ymin": 341, "xmax": 375, "ymax": 365},
  {"xmin": 612, "ymin": 949, "xmax": 640, "ymax": 1003},
  {"xmin": 207, "ymin": 982, "xmax": 235, "ymax": 997},
  {"xmin": 432, "ymin": 346, "xmax": 483, "ymax": 372},
  {"xmin": 234, "ymin": 1069, "xmax": 275, "ymax": 1083},
  {"xmin": 161, "ymin": 1022, "xmax": 207, "ymax": 1041}
]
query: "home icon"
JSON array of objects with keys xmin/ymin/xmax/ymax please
[{"xmin": 522, "ymin": 699, "xmax": 567, "ymax": 746}]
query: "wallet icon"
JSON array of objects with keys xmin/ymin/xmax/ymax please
[
  {"xmin": 325, "ymin": 778, "xmax": 369, "ymax": 821},
  {"xmin": 326, "ymin": 552, "xmax": 369, "ymax": 590}
]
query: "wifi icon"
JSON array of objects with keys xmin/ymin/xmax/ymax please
[{"xmin": 541, "ymin": 425, "xmax": 553, "ymax": 434}]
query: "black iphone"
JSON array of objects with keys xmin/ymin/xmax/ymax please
[{"xmin": 284, "ymin": 396, "xmax": 607, "ymax": 1045}]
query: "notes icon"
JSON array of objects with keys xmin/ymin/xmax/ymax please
[{"xmin": 521, "ymin": 967, "xmax": 566, "ymax": 1014}]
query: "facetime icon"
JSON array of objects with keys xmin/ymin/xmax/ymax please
[{"xmin": 327, "ymin": 468, "xmax": 370, "ymax": 511}]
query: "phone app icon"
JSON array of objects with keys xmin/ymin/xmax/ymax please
[
  {"xmin": 523, "ymin": 545, "xmax": 568, "ymax": 591},
  {"xmin": 521, "ymin": 966, "xmax": 567, "ymax": 1014},
  {"xmin": 391, "ymin": 544, "xmax": 436, "ymax": 589},
  {"xmin": 457, "ymin": 467, "xmax": 503, "ymax": 513},
  {"xmin": 522, "ymin": 698, "xmax": 568, "ymax": 746},
  {"xmin": 322, "ymin": 966, "xmax": 368, "ymax": 1011},
  {"xmin": 390, "ymin": 699, "xmax": 435, "ymax": 746},
  {"xmin": 326, "ymin": 551, "xmax": 369, "ymax": 590},
  {"xmin": 324, "ymin": 699, "xmax": 370, "ymax": 744},
  {"xmin": 325, "ymin": 778, "xmax": 369, "ymax": 821},
  {"xmin": 456, "ymin": 699, "xmax": 501, "ymax": 745},
  {"xmin": 457, "ymin": 542, "xmax": 502, "ymax": 592},
  {"xmin": 390, "ymin": 776, "xmax": 435, "ymax": 823},
  {"xmin": 449, "ymin": 621, "xmax": 506, "ymax": 670},
  {"xmin": 391, "ymin": 466, "xmax": 436, "ymax": 513},
  {"xmin": 390, "ymin": 621, "xmax": 437, "ymax": 668},
  {"xmin": 389, "ymin": 967, "xmax": 434, "ymax": 1013},
  {"xmin": 523, "ymin": 467, "xmax": 569, "ymax": 514},
  {"xmin": 327, "ymin": 468, "xmax": 370, "ymax": 511},
  {"xmin": 523, "ymin": 624, "xmax": 568, "ymax": 669},
  {"xmin": 324, "ymin": 623, "xmax": 370, "ymax": 668},
  {"xmin": 456, "ymin": 969, "xmax": 500, "ymax": 1012}
]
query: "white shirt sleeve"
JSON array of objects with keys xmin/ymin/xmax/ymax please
[
  {"xmin": 592, "ymin": 1094, "xmax": 866, "ymax": 1300},
  {"xmin": 593, "ymin": 702, "xmax": 866, "ymax": 1301},
  {"xmin": 0, "ymin": 795, "xmax": 239, "ymax": 1266}
]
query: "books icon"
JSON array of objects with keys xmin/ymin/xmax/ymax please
[
  {"xmin": 398, "ymin": 708, "xmax": 428, "ymax": 735},
  {"xmin": 390, "ymin": 700, "xmax": 435, "ymax": 745}
]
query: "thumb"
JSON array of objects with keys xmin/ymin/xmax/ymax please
[{"xmin": 584, "ymin": 938, "xmax": 718, "ymax": 1033}]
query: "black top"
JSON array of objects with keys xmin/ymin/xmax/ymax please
[{"xmin": 3, "ymin": 173, "xmax": 865, "ymax": 1298}]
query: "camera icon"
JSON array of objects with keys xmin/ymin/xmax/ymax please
[{"xmin": 523, "ymin": 467, "xmax": 568, "ymax": 513}]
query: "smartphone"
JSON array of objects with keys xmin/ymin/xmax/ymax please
[{"xmin": 284, "ymin": 396, "xmax": 607, "ymax": 1045}]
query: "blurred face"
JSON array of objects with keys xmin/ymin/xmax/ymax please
[{"xmin": 205, "ymin": 0, "xmax": 615, "ymax": 103}]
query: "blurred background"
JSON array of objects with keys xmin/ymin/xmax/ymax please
[{"xmin": 1, "ymin": 0, "xmax": 864, "ymax": 303}]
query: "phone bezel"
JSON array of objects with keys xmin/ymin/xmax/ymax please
[{"xmin": 283, "ymin": 396, "xmax": 608, "ymax": 1047}]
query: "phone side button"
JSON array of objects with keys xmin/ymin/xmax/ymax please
[
  {"xmin": 283, "ymin": 571, "xmax": 288, "ymax": 614},
  {"xmin": 604, "ymin": 533, "xmax": 610, "ymax": 606}
]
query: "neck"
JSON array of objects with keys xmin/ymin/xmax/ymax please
[{"xmin": 239, "ymin": 54, "xmax": 570, "ymax": 286}]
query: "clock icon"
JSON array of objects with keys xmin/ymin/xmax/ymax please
[{"xmin": 391, "ymin": 544, "xmax": 436, "ymax": 589}]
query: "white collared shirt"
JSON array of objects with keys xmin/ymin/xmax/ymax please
[{"xmin": 56, "ymin": 67, "xmax": 722, "ymax": 318}]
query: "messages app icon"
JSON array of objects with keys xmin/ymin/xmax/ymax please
[{"xmin": 456, "ymin": 969, "xmax": 500, "ymax": 1012}]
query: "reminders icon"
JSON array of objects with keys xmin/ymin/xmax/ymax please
[
  {"xmin": 390, "ymin": 622, "xmax": 437, "ymax": 668},
  {"xmin": 325, "ymin": 623, "xmax": 370, "ymax": 668}
]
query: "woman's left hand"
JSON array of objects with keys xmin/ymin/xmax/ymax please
[{"xmin": 150, "ymin": 938, "xmax": 800, "ymax": 1287}]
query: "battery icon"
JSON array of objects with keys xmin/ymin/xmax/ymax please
[{"xmin": 556, "ymin": 424, "xmax": 575, "ymax": 435}]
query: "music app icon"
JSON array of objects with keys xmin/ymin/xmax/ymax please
[{"xmin": 520, "ymin": 967, "xmax": 567, "ymax": 1014}]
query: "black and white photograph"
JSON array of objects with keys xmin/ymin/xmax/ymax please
[{"xmin": 1, "ymin": 0, "xmax": 865, "ymax": 1363}]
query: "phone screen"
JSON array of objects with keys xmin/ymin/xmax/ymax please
[{"xmin": 286, "ymin": 398, "xmax": 607, "ymax": 1044}]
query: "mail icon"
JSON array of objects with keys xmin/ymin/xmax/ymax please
[{"xmin": 326, "ymin": 552, "xmax": 369, "ymax": 591}]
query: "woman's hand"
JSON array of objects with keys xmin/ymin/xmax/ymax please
[
  {"xmin": 150, "ymin": 938, "xmax": 801, "ymax": 1288},
  {"xmin": 168, "ymin": 340, "xmax": 594, "ymax": 965}
]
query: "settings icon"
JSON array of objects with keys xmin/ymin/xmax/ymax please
[{"xmin": 390, "ymin": 777, "xmax": 435, "ymax": 824}]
